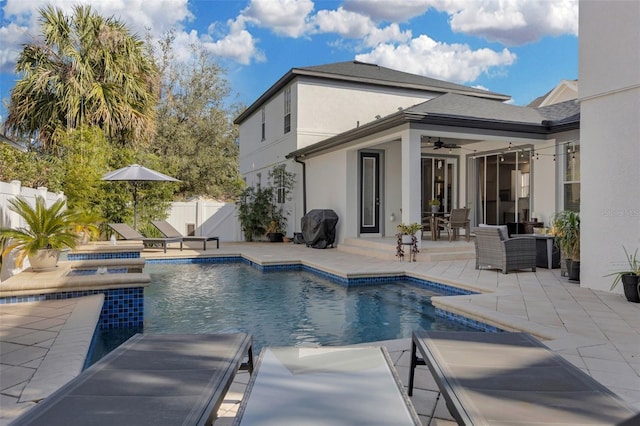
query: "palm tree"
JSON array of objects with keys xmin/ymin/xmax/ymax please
[{"xmin": 4, "ymin": 5, "xmax": 158, "ymax": 149}]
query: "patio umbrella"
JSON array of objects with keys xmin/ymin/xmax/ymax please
[{"xmin": 102, "ymin": 164, "xmax": 180, "ymax": 229}]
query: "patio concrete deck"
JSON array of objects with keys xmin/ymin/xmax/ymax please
[{"xmin": 1, "ymin": 240, "xmax": 639, "ymax": 425}]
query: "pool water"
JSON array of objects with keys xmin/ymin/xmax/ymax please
[{"xmin": 88, "ymin": 263, "xmax": 475, "ymax": 365}]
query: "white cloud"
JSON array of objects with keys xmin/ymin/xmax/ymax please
[
  {"xmin": 0, "ymin": 23, "xmax": 29, "ymax": 73},
  {"xmin": 313, "ymin": 7, "xmax": 411, "ymax": 47},
  {"xmin": 355, "ymin": 34, "xmax": 516, "ymax": 83},
  {"xmin": 365, "ymin": 23, "xmax": 412, "ymax": 47},
  {"xmin": 343, "ymin": 0, "xmax": 431, "ymax": 22},
  {"xmin": 88, "ymin": 0, "xmax": 194, "ymax": 38},
  {"xmin": 0, "ymin": 0, "xmax": 270, "ymax": 70},
  {"xmin": 434, "ymin": 0, "xmax": 578, "ymax": 45},
  {"xmin": 204, "ymin": 17, "xmax": 265, "ymax": 65},
  {"xmin": 314, "ymin": 8, "xmax": 373, "ymax": 39},
  {"xmin": 241, "ymin": 0, "xmax": 314, "ymax": 37}
]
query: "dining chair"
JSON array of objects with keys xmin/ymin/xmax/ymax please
[{"xmin": 436, "ymin": 208, "xmax": 470, "ymax": 242}]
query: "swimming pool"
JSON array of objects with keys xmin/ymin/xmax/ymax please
[{"xmin": 88, "ymin": 262, "xmax": 476, "ymax": 364}]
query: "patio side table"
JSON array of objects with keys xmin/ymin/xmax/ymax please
[{"xmin": 533, "ymin": 234, "xmax": 560, "ymax": 269}]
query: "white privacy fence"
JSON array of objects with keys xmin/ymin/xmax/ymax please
[
  {"xmin": 0, "ymin": 180, "xmax": 240, "ymax": 242},
  {"xmin": 0, "ymin": 180, "xmax": 66, "ymax": 230},
  {"xmin": 0, "ymin": 181, "xmax": 66, "ymax": 281},
  {"xmin": 166, "ymin": 199, "xmax": 241, "ymax": 242}
]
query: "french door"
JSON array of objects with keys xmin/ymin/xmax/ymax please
[{"xmin": 421, "ymin": 157, "xmax": 457, "ymax": 213}]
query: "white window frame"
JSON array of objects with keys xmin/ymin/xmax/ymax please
[
  {"xmin": 284, "ymin": 87, "xmax": 291, "ymax": 134},
  {"xmin": 261, "ymin": 108, "xmax": 266, "ymax": 141},
  {"xmin": 561, "ymin": 141, "xmax": 580, "ymax": 212}
]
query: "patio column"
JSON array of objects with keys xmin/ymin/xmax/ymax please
[{"xmin": 400, "ymin": 130, "xmax": 422, "ymax": 241}]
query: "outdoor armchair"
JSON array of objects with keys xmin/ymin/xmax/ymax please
[{"xmin": 474, "ymin": 226, "xmax": 536, "ymax": 273}]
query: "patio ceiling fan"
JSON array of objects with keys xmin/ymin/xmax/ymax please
[{"xmin": 431, "ymin": 138, "xmax": 461, "ymax": 150}]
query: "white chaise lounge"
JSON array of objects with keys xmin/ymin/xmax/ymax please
[{"xmin": 235, "ymin": 346, "xmax": 420, "ymax": 425}]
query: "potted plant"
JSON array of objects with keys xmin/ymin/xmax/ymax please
[
  {"xmin": 397, "ymin": 223, "xmax": 421, "ymax": 243},
  {"xmin": 606, "ymin": 247, "xmax": 640, "ymax": 303},
  {"xmin": 236, "ymin": 164, "xmax": 295, "ymax": 242},
  {"xmin": 551, "ymin": 211, "xmax": 580, "ymax": 281},
  {"xmin": 70, "ymin": 210, "xmax": 103, "ymax": 244},
  {"xmin": 265, "ymin": 220, "xmax": 284, "ymax": 243},
  {"xmin": 396, "ymin": 222, "xmax": 421, "ymax": 261},
  {"xmin": 0, "ymin": 196, "xmax": 78, "ymax": 271},
  {"xmin": 428, "ymin": 199, "xmax": 441, "ymax": 213}
]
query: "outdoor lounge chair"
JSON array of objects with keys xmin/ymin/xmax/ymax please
[
  {"xmin": 11, "ymin": 333, "xmax": 254, "ymax": 426},
  {"xmin": 474, "ymin": 225, "xmax": 536, "ymax": 273},
  {"xmin": 152, "ymin": 220, "xmax": 219, "ymax": 250},
  {"xmin": 234, "ymin": 346, "xmax": 420, "ymax": 425},
  {"xmin": 108, "ymin": 223, "xmax": 183, "ymax": 253},
  {"xmin": 435, "ymin": 207, "xmax": 470, "ymax": 242},
  {"xmin": 408, "ymin": 331, "xmax": 637, "ymax": 425}
]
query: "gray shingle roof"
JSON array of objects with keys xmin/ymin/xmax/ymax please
[
  {"xmin": 406, "ymin": 93, "xmax": 579, "ymax": 125},
  {"xmin": 537, "ymin": 99, "xmax": 580, "ymax": 123},
  {"xmin": 234, "ymin": 60, "xmax": 510, "ymax": 124},
  {"xmin": 286, "ymin": 93, "xmax": 580, "ymax": 159},
  {"xmin": 297, "ymin": 61, "xmax": 509, "ymax": 99}
]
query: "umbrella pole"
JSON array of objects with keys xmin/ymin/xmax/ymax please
[{"xmin": 132, "ymin": 182, "xmax": 138, "ymax": 230}]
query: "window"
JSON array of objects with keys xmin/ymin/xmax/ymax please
[
  {"xmin": 261, "ymin": 108, "xmax": 265, "ymax": 141},
  {"xmin": 563, "ymin": 142, "xmax": 580, "ymax": 212},
  {"xmin": 256, "ymin": 172, "xmax": 262, "ymax": 189},
  {"xmin": 284, "ymin": 87, "xmax": 291, "ymax": 134}
]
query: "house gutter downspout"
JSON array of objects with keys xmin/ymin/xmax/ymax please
[{"xmin": 294, "ymin": 156, "xmax": 307, "ymax": 215}]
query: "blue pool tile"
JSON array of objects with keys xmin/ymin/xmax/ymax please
[
  {"xmin": 67, "ymin": 252, "xmax": 140, "ymax": 261},
  {"xmin": 0, "ymin": 287, "xmax": 144, "ymax": 329}
]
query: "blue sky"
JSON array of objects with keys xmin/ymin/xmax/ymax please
[{"xmin": 0, "ymin": 0, "xmax": 578, "ymax": 121}]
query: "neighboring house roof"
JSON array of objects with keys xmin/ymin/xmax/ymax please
[
  {"xmin": 234, "ymin": 61, "xmax": 510, "ymax": 124},
  {"xmin": 528, "ymin": 79, "xmax": 578, "ymax": 108},
  {"xmin": 286, "ymin": 93, "xmax": 580, "ymax": 159}
]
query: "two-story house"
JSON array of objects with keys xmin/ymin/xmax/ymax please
[{"xmin": 235, "ymin": 60, "xmax": 579, "ymax": 247}]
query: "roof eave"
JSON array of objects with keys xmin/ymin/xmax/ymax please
[
  {"xmin": 287, "ymin": 113, "xmax": 564, "ymax": 159},
  {"xmin": 234, "ymin": 69, "xmax": 297, "ymax": 124},
  {"xmin": 546, "ymin": 115, "xmax": 581, "ymax": 133}
]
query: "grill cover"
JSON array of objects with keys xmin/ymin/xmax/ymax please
[{"xmin": 301, "ymin": 209, "xmax": 339, "ymax": 249}]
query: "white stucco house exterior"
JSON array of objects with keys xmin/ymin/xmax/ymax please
[
  {"xmin": 236, "ymin": 61, "xmax": 579, "ymax": 242},
  {"xmin": 235, "ymin": 0, "xmax": 638, "ymax": 296},
  {"xmin": 579, "ymin": 0, "xmax": 639, "ymax": 293}
]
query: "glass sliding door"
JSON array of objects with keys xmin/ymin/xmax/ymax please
[{"xmin": 473, "ymin": 149, "xmax": 532, "ymax": 231}]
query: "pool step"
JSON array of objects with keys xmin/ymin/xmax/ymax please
[{"xmin": 338, "ymin": 238, "xmax": 475, "ymax": 262}]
